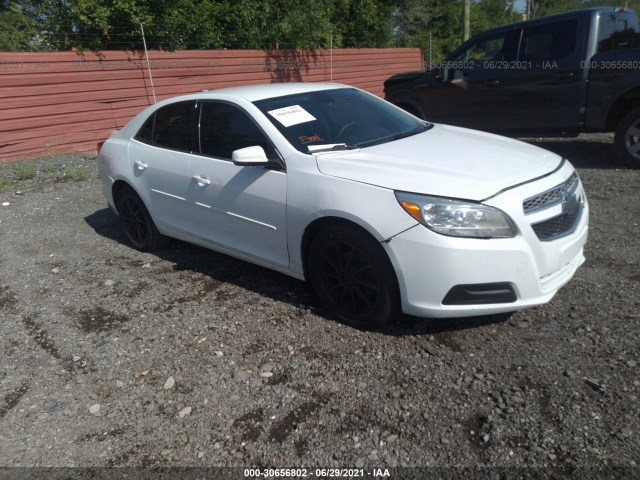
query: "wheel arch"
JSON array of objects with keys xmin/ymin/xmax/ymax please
[
  {"xmin": 606, "ymin": 86, "xmax": 640, "ymax": 131},
  {"xmin": 112, "ymin": 180, "xmax": 146, "ymax": 215},
  {"xmin": 112, "ymin": 179, "xmax": 165, "ymax": 228},
  {"xmin": 300, "ymin": 216, "xmax": 400, "ymax": 292},
  {"xmin": 112, "ymin": 179, "xmax": 130, "ymax": 207}
]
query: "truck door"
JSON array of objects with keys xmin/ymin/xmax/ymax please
[
  {"xmin": 415, "ymin": 29, "xmax": 519, "ymax": 130},
  {"xmin": 501, "ymin": 16, "xmax": 588, "ymax": 130}
]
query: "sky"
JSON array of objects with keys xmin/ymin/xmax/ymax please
[{"xmin": 514, "ymin": 0, "xmax": 526, "ymax": 13}]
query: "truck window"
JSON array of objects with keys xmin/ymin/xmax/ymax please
[
  {"xmin": 598, "ymin": 14, "xmax": 640, "ymax": 52},
  {"xmin": 448, "ymin": 31, "xmax": 515, "ymax": 74},
  {"xmin": 520, "ymin": 19, "xmax": 578, "ymax": 62},
  {"xmin": 455, "ymin": 35, "xmax": 506, "ymax": 64}
]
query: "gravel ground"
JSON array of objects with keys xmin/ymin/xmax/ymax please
[{"xmin": 0, "ymin": 134, "xmax": 638, "ymax": 478}]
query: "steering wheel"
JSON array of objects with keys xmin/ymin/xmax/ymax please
[{"xmin": 336, "ymin": 122, "xmax": 359, "ymax": 142}]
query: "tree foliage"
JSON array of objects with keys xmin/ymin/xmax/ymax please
[
  {"xmin": 1, "ymin": 0, "xmax": 639, "ymax": 53},
  {"xmin": 528, "ymin": 0, "xmax": 640, "ymax": 18},
  {"xmin": 395, "ymin": 0, "xmax": 520, "ymax": 63}
]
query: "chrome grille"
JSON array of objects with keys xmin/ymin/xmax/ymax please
[
  {"xmin": 523, "ymin": 173, "xmax": 579, "ymax": 214},
  {"xmin": 531, "ymin": 200, "xmax": 582, "ymax": 241}
]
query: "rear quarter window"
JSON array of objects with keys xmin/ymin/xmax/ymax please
[
  {"xmin": 598, "ymin": 13, "xmax": 640, "ymax": 52},
  {"xmin": 520, "ymin": 19, "xmax": 578, "ymax": 62},
  {"xmin": 134, "ymin": 101, "xmax": 196, "ymax": 152}
]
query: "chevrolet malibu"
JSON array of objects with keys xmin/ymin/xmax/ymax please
[{"xmin": 98, "ymin": 83, "xmax": 588, "ymax": 328}]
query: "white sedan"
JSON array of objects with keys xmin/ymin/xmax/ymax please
[{"xmin": 98, "ymin": 82, "xmax": 588, "ymax": 328}]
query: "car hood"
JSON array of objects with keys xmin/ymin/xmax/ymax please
[
  {"xmin": 383, "ymin": 70, "xmax": 425, "ymax": 88},
  {"xmin": 315, "ymin": 124, "xmax": 562, "ymax": 201}
]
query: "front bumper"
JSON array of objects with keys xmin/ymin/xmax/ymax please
[{"xmin": 384, "ymin": 166, "xmax": 589, "ymax": 318}]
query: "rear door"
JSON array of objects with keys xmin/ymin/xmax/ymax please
[
  {"xmin": 500, "ymin": 16, "xmax": 588, "ymax": 130},
  {"xmin": 129, "ymin": 101, "xmax": 197, "ymax": 233}
]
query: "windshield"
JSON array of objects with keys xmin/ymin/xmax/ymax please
[{"xmin": 254, "ymin": 87, "xmax": 431, "ymax": 153}]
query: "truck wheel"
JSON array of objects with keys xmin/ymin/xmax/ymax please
[{"xmin": 614, "ymin": 107, "xmax": 640, "ymax": 169}]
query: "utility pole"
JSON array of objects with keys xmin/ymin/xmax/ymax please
[
  {"xmin": 526, "ymin": 0, "xmax": 534, "ymax": 20},
  {"xmin": 462, "ymin": 0, "xmax": 470, "ymax": 42}
]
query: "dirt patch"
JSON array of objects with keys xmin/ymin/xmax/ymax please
[{"xmin": 0, "ymin": 142, "xmax": 638, "ymax": 470}]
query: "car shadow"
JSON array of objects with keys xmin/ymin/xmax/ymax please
[
  {"xmin": 519, "ymin": 134, "xmax": 628, "ymax": 170},
  {"xmin": 85, "ymin": 206, "xmax": 315, "ymax": 302},
  {"xmin": 85, "ymin": 207, "xmax": 512, "ymax": 336},
  {"xmin": 381, "ymin": 312, "xmax": 512, "ymax": 336}
]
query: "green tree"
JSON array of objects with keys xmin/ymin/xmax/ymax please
[
  {"xmin": 472, "ymin": 0, "xmax": 520, "ymax": 32},
  {"xmin": 395, "ymin": 0, "xmax": 462, "ymax": 64},
  {"xmin": 579, "ymin": 0, "xmax": 640, "ymax": 14},
  {"xmin": 0, "ymin": 0, "xmax": 398, "ymax": 51},
  {"xmin": 332, "ymin": 0, "xmax": 396, "ymax": 48},
  {"xmin": 526, "ymin": 0, "xmax": 581, "ymax": 18},
  {"xmin": 0, "ymin": 1, "xmax": 37, "ymax": 50},
  {"xmin": 4, "ymin": 0, "xmax": 639, "ymax": 52}
]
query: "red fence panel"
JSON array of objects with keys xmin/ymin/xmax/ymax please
[{"xmin": 0, "ymin": 48, "xmax": 423, "ymax": 161}]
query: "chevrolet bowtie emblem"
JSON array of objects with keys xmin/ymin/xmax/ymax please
[{"xmin": 562, "ymin": 192, "xmax": 579, "ymax": 214}]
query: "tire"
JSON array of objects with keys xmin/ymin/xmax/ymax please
[
  {"xmin": 614, "ymin": 106, "xmax": 640, "ymax": 169},
  {"xmin": 115, "ymin": 185, "xmax": 166, "ymax": 251},
  {"xmin": 307, "ymin": 224, "xmax": 400, "ymax": 329}
]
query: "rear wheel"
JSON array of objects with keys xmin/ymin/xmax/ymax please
[
  {"xmin": 614, "ymin": 107, "xmax": 640, "ymax": 169},
  {"xmin": 115, "ymin": 185, "xmax": 166, "ymax": 251},
  {"xmin": 307, "ymin": 224, "xmax": 399, "ymax": 329}
]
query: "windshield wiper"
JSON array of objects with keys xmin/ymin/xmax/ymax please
[
  {"xmin": 357, "ymin": 122, "xmax": 434, "ymax": 149},
  {"xmin": 389, "ymin": 123, "xmax": 434, "ymax": 142},
  {"xmin": 307, "ymin": 143, "xmax": 356, "ymax": 153}
]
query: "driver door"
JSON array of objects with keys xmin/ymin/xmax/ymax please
[
  {"xmin": 188, "ymin": 101, "xmax": 289, "ymax": 268},
  {"xmin": 417, "ymin": 29, "xmax": 519, "ymax": 130}
]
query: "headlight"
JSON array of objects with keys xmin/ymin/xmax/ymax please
[{"xmin": 395, "ymin": 192, "xmax": 517, "ymax": 238}]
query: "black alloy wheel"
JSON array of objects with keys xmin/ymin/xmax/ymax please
[
  {"xmin": 115, "ymin": 185, "xmax": 165, "ymax": 251},
  {"xmin": 308, "ymin": 225, "xmax": 399, "ymax": 328}
]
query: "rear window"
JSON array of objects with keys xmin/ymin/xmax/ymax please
[
  {"xmin": 135, "ymin": 101, "xmax": 196, "ymax": 152},
  {"xmin": 520, "ymin": 19, "xmax": 578, "ymax": 62},
  {"xmin": 598, "ymin": 13, "xmax": 640, "ymax": 52}
]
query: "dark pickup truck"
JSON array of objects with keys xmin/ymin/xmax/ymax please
[{"xmin": 384, "ymin": 7, "xmax": 640, "ymax": 168}]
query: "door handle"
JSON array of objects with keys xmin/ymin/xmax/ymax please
[
  {"xmin": 134, "ymin": 160, "xmax": 148, "ymax": 170},
  {"xmin": 192, "ymin": 175, "xmax": 211, "ymax": 186},
  {"xmin": 484, "ymin": 79, "xmax": 500, "ymax": 87},
  {"xmin": 556, "ymin": 72, "xmax": 575, "ymax": 80}
]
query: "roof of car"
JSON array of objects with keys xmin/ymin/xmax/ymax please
[{"xmin": 197, "ymin": 82, "xmax": 346, "ymax": 102}]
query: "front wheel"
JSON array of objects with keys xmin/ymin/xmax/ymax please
[
  {"xmin": 307, "ymin": 225, "xmax": 400, "ymax": 329},
  {"xmin": 115, "ymin": 185, "xmax": 166, "ymax": 251},
  {"xmin": 614, "ymin": 107, "xmax": 640, "ymax": 169}
]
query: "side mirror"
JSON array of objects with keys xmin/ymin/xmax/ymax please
[{"xmin": 232, "ymin": 146, "xmax": 269, "ymax": 166}]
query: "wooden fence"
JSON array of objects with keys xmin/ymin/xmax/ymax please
[{"xmin": 0, "ymin": 48, "xmax": 423, "ymax": 161}]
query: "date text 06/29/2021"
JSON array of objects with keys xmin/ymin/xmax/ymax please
[{"xmin": 243, "ymin": 468, "xmax": 391, "ymax": 478}]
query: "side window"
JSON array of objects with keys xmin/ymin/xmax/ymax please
[
  {"xmin": 455, "ymin": 34, "xmax": 507, "ymax": 66},
  {"xmin": 136, "ymin": 115, "xmax": 154, "ymax": 143},
  {"xmin": 598, "ymin": 14, "xmax": 640, "ymax": 52},
  {"xmin": 199, "ymin": 102, "xmax": 279, "ymax": 161},
  {"xmin": 448, "ymin": 30, "xmax": 518, "ymax": 76},
  {"xmin": 520, "ymin": 19, "xmax": 578, "ymax": 62},
  {"xmin": 134, "ymin": 101, "xmax": 196, "ymax": 152}
]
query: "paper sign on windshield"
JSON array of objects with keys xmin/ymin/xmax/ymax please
[{"xmin": 268, "ymin": 105, "xmax": 316, "ymax": 127}]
